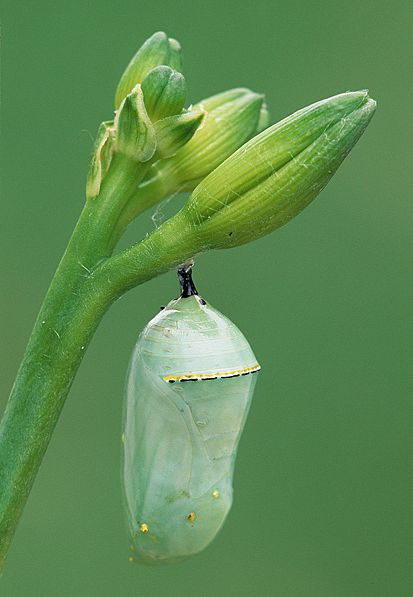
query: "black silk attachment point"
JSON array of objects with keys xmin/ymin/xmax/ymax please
[{"xmin": 177, "ymin": 266, "xmax": 206, "ymax": 304}]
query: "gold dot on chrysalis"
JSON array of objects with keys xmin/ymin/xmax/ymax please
[
  {"xmin": 128, "ymin": 556, "xmax": 134, "ymax": 563},
  {"xmin": 212, "ymin": 489, "xmax": 220, "ymax": 499},
  {"xmin": 187, "ymin": 512, "xmax": 196, "ymax": 522},
  {"xmin": 139, "ymin": 522, "xmax": 149, "ymax": 534}
]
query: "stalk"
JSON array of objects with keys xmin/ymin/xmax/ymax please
[{"xmin": 0, "ymin": 155, "xmax": 165, "ymax": 571}]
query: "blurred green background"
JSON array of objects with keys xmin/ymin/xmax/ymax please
[{"xmin": 1, "ymin": 0, "xmax": 411, "ymax": 595}]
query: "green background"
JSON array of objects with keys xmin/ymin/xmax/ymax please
[{"xmin": 1, "ymin": 1, "xmax": 411, "ymax": 595}]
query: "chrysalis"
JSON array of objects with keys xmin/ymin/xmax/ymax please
[{"xmin": 123, "ymin": 266, "xmax": 260, "ymax": 564}]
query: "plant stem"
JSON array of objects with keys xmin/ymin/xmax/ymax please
[
  {"xmin": 93, "ymin": 210, "xmax": 199, "ymax": 296},
  {"xmin": 0, "ymin": 277, "xmax": 109, "ymax": 570},
  {"xmin": 0, "ymin": 153, "xmax": 166, "ymax": 571},
  {"xmin": 107, "ymin": 162, "xmax": 201, "ymax": 252}
]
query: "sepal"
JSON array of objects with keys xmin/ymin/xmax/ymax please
[
  {"xmin": 154, "ymin": 109, "xmax": 205, "ymax": 159},
  {"xmin": 86, "ymin": 121, "xmax": 115, "ymax": 200}
]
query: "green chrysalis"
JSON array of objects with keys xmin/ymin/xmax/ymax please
[{"xmin": 122, "ymin": 267, "xmax": 260, "ymax": 564}]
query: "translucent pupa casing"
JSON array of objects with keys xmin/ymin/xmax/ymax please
[{"xmin": 123, "ymin": 294, "xmax": 260, "ymax": 564}]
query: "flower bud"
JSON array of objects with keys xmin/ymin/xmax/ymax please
[
  {"xmin": 154, "ymin": 109, "xmax": 205, "ymax": 159},
  {"xmin": 257, "ymin": 100, "xmax": 270, "ymax": 132},
  {"xmin": 141, "ymin": 65, "xmax": 186, "ymax": 121},
  {"xmin": 115, "ymin": 32, "xmax": 183, "ymax": 109},
  {"xmin": 144, "ymin": 87, "xmax": 265, "ymax": 191},
  {"xmin": 166, "ymin": 38, "xmax": 183, "ymax": 73},
  {"xmin": 115, "ymin": 85, "xmax": 156, "ymax": 163},
  {"xmin": 86, "ymin": 121, "xmax": 115, "ymax": 200},
  {"xmin": 181, "ymin": 91, "xmax": 376, "ymax": 249}
]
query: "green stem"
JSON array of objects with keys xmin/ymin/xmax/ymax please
[
  {"xmin": 0, "ymin": 153, "xmax": 158, "ymax": 571},
  {"xmin": 0, "ymin": 278, "xmax": 109, "ymax": 571},
  {"xmin": 107, "ymin": 161, "xmax": 201, "ymax": 252},
  {"xmin": 94, "ymin": 211, "xmax": 200, "ymax": 297}
]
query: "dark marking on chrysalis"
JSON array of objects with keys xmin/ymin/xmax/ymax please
[{"xmin": 163, "ymin": 365, "xmax": 261, "ymax": 384}]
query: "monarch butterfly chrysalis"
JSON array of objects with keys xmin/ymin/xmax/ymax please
[{"xmin": 122, "ymin": 266, "xmax": 260, "ymax": 564}]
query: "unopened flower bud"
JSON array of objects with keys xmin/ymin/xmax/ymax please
[
  {"xmin": 144, "ymin": 87, "xmax": 264, "ymax": 191},
  {"xmin": 115, "ymin": 32, "xmax": 183, "ymax": 109},
  {"xmin": 181, "ymin": 91, "xmax": 376, "ymax": 249},
  {"xmin": 141, "ymin": 65, "xmax": 186, "ymax": 121},
  {"xmin": 166, "ymin": 38, "xmax": 183, "ymax": 73},
  {"xmin": 115, "ymin": 85, "xmax": 156, "ymax": 163},
  {"xmin": 154, "ymin": 109, "xmax": 205, "ymax": 159},
  {"xmin": 257, "ymin": 100, "xmax": 270, "ymax": 132}
]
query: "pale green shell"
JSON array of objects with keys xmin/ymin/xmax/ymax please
[{"xmin": 123, "ymin": 294, "xmax": 260, "ymax": 564}]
